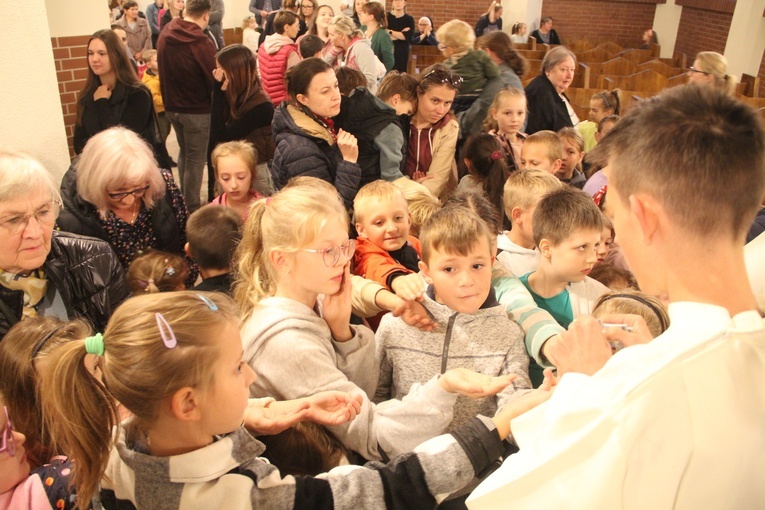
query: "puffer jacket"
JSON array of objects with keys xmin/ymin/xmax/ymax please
[
  {"xmin": 0, "ymin": 231, "xmax": 130, "ymax": 339},
  {"xmin": 258, "ymin": 34, "xmax": 298, "ymax": 105},
  {"xmin": 270, "ymin": 103, "xmax": 362, "ymax": 209}
]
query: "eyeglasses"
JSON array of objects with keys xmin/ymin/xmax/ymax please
[
  {"xmin": 0, "ymin": 406, "xmax": 16, "ymax": 457},
  {"xmin": 107, "ymin": 184, "xmax": 151, "ymax": 200},
  {"xmin": 420, "ymin": 69, "xmax": 463, "ymax": 89},
  {"xmin": 688, "ymin": 66, "xmax": 709, "ymax": 75},
  {"xmin": 0, "ymin": 200, "xmax": 61, "ymax": 236},
  {"xmin": 302, "ymin": 4, "xmax": 314, "ymax": 9},
  {"xmin": 301, "ymin": 239, "xmax": 356, "ymax": 267}
]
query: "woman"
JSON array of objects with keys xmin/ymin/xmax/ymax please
[
  {"xmin": 687, "ymin": 51, "xmax": 738, "ymax": 96},
  {"xmin": 412, "ymin": 16, "xmax": 437, "ymax": 46},
  {"xmin": 386, "ymin": 0, "xmax": 414, "ymax": 73},
  {"xmin": 301, "ymin": 3, "xmax": 334, "ymax": 59},
  {"xmin": 298, "ymin": 0, "xmax": 315, "ymax": 26},
  {"xmin": 73, "ymin": 29, "xmax": 154, "ymax": 156},
  {"xmin": 57, "ymin": 127, "xmax": 196, "ymax": 285},
  {"xmin": 160, "ymin": 0, "xmax": 184, "ymax": 30},
  {"xmin": 404, "ymin": 68, "xmax": 461, "ymax": 200},
  {"xmin": 530, "ymin": 16, "xmax": 561, "ymax": 45},
  {"xmin": 0, "ymin": 150, "xmax": 129, "ymax": 339},
  {"xmin": 351, "ymin": 0, "xmax": 367, "ymax": 29},
  {"xmin": 270, "ymin": 58, "xmax": 361, "ymax": 209},
  {"xmin": 114, "ymin": 1, "xmax": 151, "ymax": 61},
  {"xmin": 327, "ymin": 15, "xmax": 384, "ymax": 93},
  {"xmin": 474, "ymin": 1, "xmax": 503, "ymax": 37},
  {"xmin": 258, "ymin": 11, "xmax": 301, "ymax": 104},
  {"xmin": 524, "ymin": 46, "xmax": 578, "ymax": 134},
  {"xmin": 640, "ymin": 28, "xmax": 658, "ymax": 49},
  {"xmin": 359, "ymin": 1, "xmax": 394, "ymax": 72},
  {"xmin": 209, "ymin": 45, "xmax": 276, "ymax": 196}
]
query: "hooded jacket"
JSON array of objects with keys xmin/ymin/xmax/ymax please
[
  {"xmin": 270, "ymin": 103, "xmax": 361, "ymax": 209},
  {"xmin": 0, "ymin": 232, "xmax": 130, "ymax": 339},
  {"xmin": 343, "ymin": 37, "xmax": 384, "ymax": 94},
  {"xmin": 405, "ymin": 113, "xmax": 459, "ymax": 199},
  {"xmin": 257, "ymin": 33, "xmax": 299, "ymax": 105},
  {"xmin": 156, "ymin": 17, "xmax": 217, "ymax": 114}
]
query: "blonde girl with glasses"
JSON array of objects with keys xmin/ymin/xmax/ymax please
[{"xmin": 236, "ymin": 177, "xmax": 525, "ymax": 464}]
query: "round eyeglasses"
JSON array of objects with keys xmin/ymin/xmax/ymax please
[
  {"xmin": 301, "ymin": 239, "xmax": 356, "ymax": 267},
  {"xmin": 0, "ymin": 200, "xmax": 61, "ymax": 236}
]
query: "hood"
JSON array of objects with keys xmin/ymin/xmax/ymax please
[
  {"xmin": 421, "ymin": 285, "xmax": 503, "ymax": 327},
  {"xmin": 347, "ymin": 37, "xmax": 372, "ymax": 52},
  {"xmin": 263, "ymin": 33, "xmax": 296, "ymax": 54},
  {"xmin": 496, "ymin": 233, "xmax": 537, "ymax": 254},
  {"xmin": 161, "ymin": 17, "xmax": 211, "ymax": 46},
  {"xmin": 272, "ymin": 102, "xmax": 336, "ymax": 146}
]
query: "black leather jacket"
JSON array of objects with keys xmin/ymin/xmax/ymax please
[{"xmin": 0, "ymin": 231, "xmax": 131, "ymax": 340}]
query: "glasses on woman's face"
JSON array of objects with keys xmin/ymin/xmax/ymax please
[
  {"xmin": 302, "ymin": 3, "xmax": 314, "ymax": 10},
  {"xmin": 107, "ymin": 184, "xmax": 151, "ymax": 201},
  {"xmin": 0, "ymin": 200, "xmax": 61, "ymax": 236},
  {"xmin": 688, "ymin": 66, "xmax": 709, "ymax": 75},
  {"xmin": 0, "ymin": 406, "xmax": 16, "ymax": 457},
  {"xmin": 421, "ymin": 69, "xmax": 464, "ymax": 89},
  {"xmin": 301, "ymin": 239, "xmax": 356, "ymax": 267}
]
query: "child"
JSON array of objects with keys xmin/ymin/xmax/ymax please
[
  {"xmin": 497, "ymin": 169, "xmax": 563, "ymax": 278},
  {"xmin": 140, "ymin": 49, "xmax": 170, "ymax": 142},
  {"xmin": 576, "ymin": 89, "xmax": 622, "ymax": 152},
  {"xmin": 519, "ymin": 187, "xmax": 609, "ymax": 329},
  {"xmin": 335, "ymin": 66, "xmax": 367, "ymax": 96},
  {"xmin": 520, "ymin": 130, "xmax": 562, "ymax": 174},
  {"xmin": 236, "ymin": 178, "xmax": 519, "ymax": 463},
  {"xmin": 186, "ymin": 205, "xmax": 243, "ymax": 295},
  {"xmin": 126, "ymin": 250, "xmax": 188, "ymax": 294},
  {"xmin": 484, "ymin": 88, "xmax": 527, "ymax": 173},
  {"xmin": 242, "ymin": 14, "xmax": 260, "ymax": 56},
  {"xmin": 209, "ymin": 141, "xmax": 264, "ymax": 220},
  {"xmin": 435, "ymin": 19, "xmax": 499, "ymax": 113},
  {"xmin": 393, "ymin": 177, "xmax": 440, "ymax": 238},
  {"xmin": 593, "ymin": 290, "xmax": 669, "ymax": 339},
  {"xmin": 588, "ymin": 263, "xmax": 637, "ymax": 291},
  {"xmin": 583, "ymin": 115, "xmax": 621, "ymax": 196},
  {"xmin": 353, "ymin": 180, "xmax": 424, "ymax": 301},
  {"xmin": 557, "ymin": 127, "xmax": 586, "ymax": 188},
  {"xmin": 458, "ymin": 134, "xmax": 511, "ymax": 230},
  {"xmin": 334, "ymin": 71, "xmax": 418, "ymax": 185},
  {"xmin": 375, "ymin": 206, "xmax": 531, "ymax": 428},
  {"xmin": 596, "ymin": 212, "xmax": 614, "ymax": 265},
  {"xmin": 299, "ymin": 33, "xmax": 325, "ymax": 59}
]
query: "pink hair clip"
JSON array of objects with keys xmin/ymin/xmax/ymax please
[
  {"xmin": 155, "ymin": 313, "xmax": 177, "ymax": 349},
  {"xmin": 491, "ymin": 150, "xmax": 503, "ymax": 161}
]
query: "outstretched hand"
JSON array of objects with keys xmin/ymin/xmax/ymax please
[
  {"xmin": 243, "ymin": 398, "xmax": 310, "ymax": 436},
  {"xmin": 547, "ymin": 316, "xmax": 612, "ymax": 377},
  {"xmin": 392, "ymin": 297, "xmax": 437, "ymax": 332},
  {"xmin": 491, "ymin": 368, "xmax": 558, "ymax": 439},
  {"xmin": 439, "ymin": 367, "xmax": 517, "ymax": 398},
  {"xmin": 391, "ymin": 272, "xmax": 425, "ymax": 301},
  {"xmin": 305, "ymin": 391, "xmax": 364, "ymax": 426}
]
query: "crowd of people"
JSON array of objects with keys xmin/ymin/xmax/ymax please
[{"xmin": 1, "ymin": 0, "xmax": 764, "ymax": 509}]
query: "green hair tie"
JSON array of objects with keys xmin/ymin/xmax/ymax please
[{"xmin": 85, "ymin": 333, "xmax": 105, "ymax": 356}]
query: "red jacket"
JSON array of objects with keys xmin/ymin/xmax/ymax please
[
  {"xmin": 353, "ymin": 236, "xmax": 422, "ymax": 290},
  {"xmin": 258, "ymin": 35, "xmax": 298, "ymax": 105}
]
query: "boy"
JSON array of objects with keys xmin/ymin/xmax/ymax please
[
  {"xmin": 520, "ymin": 130, "xmax": 562, "ymax": 174},
  {"xmin": 140, "ymin": 49, "xmax": 170, "ymax": 142},
  {"xmin": 497, "ymin": 169, "xmax": 562, "ymax": 277},
  {"xmin": 353, "ymin": 180, "xmax": 424, "ymax": 301},
  {"xmin": 185, "ymin": 205, "xmax": 243, "ymax": 294},
  {"xmin": 518, "ymin": 187, "xmax": 609, "ymax": 330},
  {"xmin": 469, "ymin": 85, "xmax": 765, "ymax": 508},
  {"xmin": 375, "ymin": 206, "xmax": 531, "ymax": 428},
  {"xmin": 298, "ymin": 34, "xmax": 325, "ymax": 59},
  {"xmin": 334, "ymin": 72, "xmax": 419, "ymax": 185}
]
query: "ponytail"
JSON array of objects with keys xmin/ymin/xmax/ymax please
[
  {"xmin": 234, "ymin": 199, "xmax": 273, "ymax": 319},
  {"xmin": 463, "ymin": 134, "xmax": 511, "ymax": 230}
]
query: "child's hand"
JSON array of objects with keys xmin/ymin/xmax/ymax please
[
  {"xmin": 337, "ymin": 129, "xmax": 359, "ymax": 163},
  {"xmin": 243, "ymin": 398, "xmax": 310, "ymax": 436},
  {"xmin": 412, "ymin": 171, "xmax": 433, "ymax": 184},
  {"xmin": 491, "ymin": 368, "xmax": 557, "ymax": 439},
  {"xmin": 323, "ymin": 262, "xmax": 353, "ymax": 342},
  {"xmin": 439, "ymin": 367, "xmax": 517, "ymax": 398},
  {"xmin": 392, "ymin": 297, "xmax": 437, "ymax": 331},
  {"xmin": 306, "ymin": 391, "xmax": 364, "ymax": 425},
  {"xmin": 391, "ymin": 273, "xmax": 425, "ymax": 301},
  {"xmin": 548, "ymin": 316, "xmax": 612, "ymax": 377}
]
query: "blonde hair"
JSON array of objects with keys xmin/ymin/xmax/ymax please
[
  {"xmin": 420, "ymin": 205, "xmax": 493, "ymax": 264},
  {"xmin": 502, "ymin": 168, "xmax": 562, "ymax": 216},
  {"xmin": 0, "ymin": 150, "xmax": 61, "ymax": 205},
  {"xmin": 353, "ymin": 180, "xmax": 408, "ymax": 225},
  {"xmin": 393, "ymin": 177, "xmax": 441, "ymax": 237},
  {"xmin": 242, "ymin": 14, "xmax": 257, "ymax": 29},
  {"xmin": 328, "ymin": 15, "xmax": 364, "ymax": 38},
  {"xmin": 210, "ymin": 140, "xmax": 259, "ymax": 183},
  {"xmin": 592, "ymin": 290, "xmax": 669, "ymax": 338},
  {"xmin": 40, "ymin": 292, "xmax": 238, "ymax": 507},
  {"xmin": 523, "ymin": 130, "xmax": 563, "ymax": 163},
  {"xmin": 483, "ymin": 87, "xmax": 526, "ymax": 134},
  {"xmin": 694, "ymin": 51, "xmax": 738, "ymax": 96},
  {"xmin": 142, "ymin": 49, "xmax": 157, "ymax": 62},
  {"xmin": 233, "ymin": 177, "xmax": 347, "ymax": 319},
  {"xmin": 75, "ymin": 126, "xmax": 166, "ymax": 217},
  {"xmin": 436, "ymin": 19, "xmax": 475, "ymax": 53},
  {"xmin": 126, "ymin": 250, "xmax": 189, "ymax": 294}
]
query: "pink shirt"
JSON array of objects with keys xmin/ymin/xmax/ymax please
[{"xmin": 208, "ymin": 190, "xmax": 264, "ymax": 221}]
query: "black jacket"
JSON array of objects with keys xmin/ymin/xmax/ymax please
[
  {"xmin": 530, "ymin": 29, "xmax": 561, "ymax": 45},
  {"xmin": 0, "ymin": 232, "xmax": 130, "ymax": 339},
  {"xmin": 524, "ymin": 73, "xmax": 574, "ymax": 135}
]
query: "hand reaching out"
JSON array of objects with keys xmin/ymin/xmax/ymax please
[
  {"xmin": 491, "ymin": 368, "xmax": 557, "ymax": 439},
  {"xmin": 392, "ymin": 297, "xmax": 437, "ymax": 332},
  {"xmin": 243, "ymin": 398, "xmax": 310, "ymax": 436},
  {"xmin": 439, "ymin": 367, "xmax": 517, "ymax": 398},
  {"xmin": 390, "ymin": 272, "xmax": 425, "ymax": 301},
  {"xmin": 547, "ymin": 316, "xmax": 612, "ymax": 377},
  {"xmin": 305, "ymin": 391, "xmax": 364, "ymax": 426}
]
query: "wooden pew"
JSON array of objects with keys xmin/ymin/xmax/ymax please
[
  {"xmin": 408, "ymin": 45, "xmax": 444, "ymax": 77},
  {"xmin": 524, "ymin": 59, "xmax": 543, "ymax": 81},
  {"xmin": 517, "ymin": 49, "xmax": 547, "ymax": 60},
  {"xmin": 739, "ymin": 74, "xmax": 761, "ymax": 98},
  {"xmin": 667, "ymin": 73, "xmax": 688, "ymax": 89},
  {"xmin": 512, "ymin": 39, "xmax": 537, "ymax": 51},
  {"xmin": 616, "ymin": 48, "xmax": 655, "ymax": 66},
  {"xmin": 595, "ymin": 41, "xmax": 623, "ymax": 54},
  {"xmin": 637, "ymin": 59, "xmax": 686, "ymax": 78},
  {"xmin": 576, "ymin": 47, "xmax": 615, "ymax": 64},
  {"xmin": 600, "ymin": 69, "xmax": 669, "ymax": 95}
]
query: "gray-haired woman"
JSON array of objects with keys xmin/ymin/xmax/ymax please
[
  {"xmin": 524, "ymin": 45, "xmax": 578, "ymax": 134},
  {"xmin": 0, "ymin": 150, "xmax": 129, "ymax": 339}
]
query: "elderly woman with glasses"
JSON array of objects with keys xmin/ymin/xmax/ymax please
[
  {"xmin": 403, "ymin": 67, "xmax": 461, "ymax": 200},
  {"xmin": 57, "ymin": 126, "xmax": 197, "ymax": 285},
  {"xmin": 0, "ymin": 150, "xmax": 129, "ymax": 340}
]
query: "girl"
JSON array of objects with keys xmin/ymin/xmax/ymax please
[
  {"xmin": 577, "ymin": 88, "xmax": 622, "ymax": 151},
  {"xmin": 458, "ymin": 134, "xmax": 512, "ymax": 230},
  {"xmin": 236, "ymin": 178, "xmax": 525, "ymax": 462},
  {"xmin": 41, "ymin": 291, "xmax": 552, "ymax": 508},
  {"xmin": 209, "ymin": 44, "xmax": 275, "ymax": 199},
  {"xmin": 160, "ymin": 0, "xmax": 184, "ymax": 30},
  {"xmin": 298, "ymin": 4, "xmax": 334, "ymax": 57},
  {"xmin": 360, "ymin": 1, "xmax": 394, "ymax": 72},
  {"xmin": 474, "ymin": 1, "xmax": 503, "ymax": 37},
  {"xmin": 126, "ymin": 250, "xmax": 189, "ymax": 293},
  {"xmin": 73, "ymin": 29, "xmax": 155, "ymax": 155},
  {"xmin": 511, "ymin": 22, "xmax": 527, "ymax": 44},
  {"xmin": 269, "ymin": 58, "xmax": 361, "ymax": 209},
  {"xmin": 327, "ymin": 16, "xmax": 385, "ymax": 93},
  {"xmin": 484, "ymin": 87, "xmax": 527, "ymax": 173},
  {"xmin": 242, "ymin": 14, "xmax": 260, "ymax": 55},
  {"xmin": 640, "ymin": 28, "xmax": 658, "ymax": 49},
  {"xmin": 687, "ymin": 51, "xmax": 738, "ymax": 96},
  {"xmin": 386, "ymin": 0, "xmax": 414, "ymax": 73},
  {"xmin": 557, "ymin": 127, "xmax": 586, "ymax": 188},
  {"xmin": 405, "ymin": 67, "xmax": 461, "ymax": 199},
  {"xmin": 209, "ymin": 141, "xmax": 264, "ymax": 219}
]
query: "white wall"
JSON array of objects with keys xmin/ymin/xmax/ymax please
[
  {"xmin": 49, "ymin": 0, "xmax": 109, "ymax": 37},
  {"xmin": 0, "ymin": 1, "xmax": 70, "ymax": 180},
  {"xmin": 724, "ymin": 0, "xmax": 765, "ymax": 81},
  {"xmin": 652, "ymin": 0, "xmax": 682, "ymax": 58}
]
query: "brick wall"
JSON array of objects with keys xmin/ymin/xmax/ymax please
[
  {"xmin": 52, "ymin": 35, "xmax": 90, "ymax": 158},
  {"xmin": 540, "ymin": 0, "xmax": 658, "ymax": 47},
  {"xmin": 406, "ymin": 1, "xmax": 489, "ymax": 35},
  {"xmin": 673, "ymin": 6, "xmax": 732, "ymax": 59}
]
